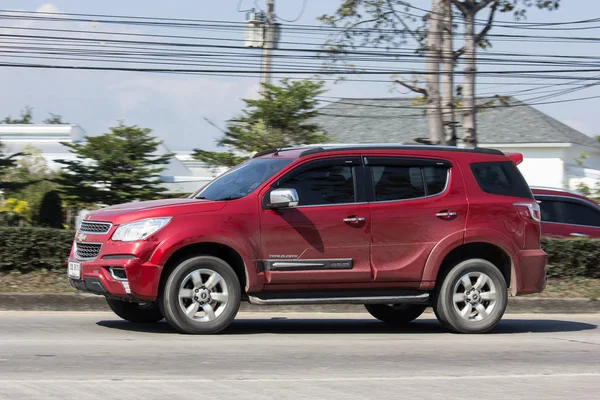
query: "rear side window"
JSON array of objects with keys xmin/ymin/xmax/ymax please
[
  {"xmin": 371, "ymin": 166, "xmax": 424, "ymax": 201},
  {"xmin": 424, "ymin": 166, "xmax": 448, "ymax": 196},
  {"xmin": 470, "ymin": 161, "xmax": 532, "ymax": 199},
  {"xmin": 370, "ymin": 165, "xmax": 449, "ymax": 202}
]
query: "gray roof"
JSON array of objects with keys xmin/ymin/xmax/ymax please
[{"xmin": 313, "ymin": 97, "xmax": 600, "ymax": 149}]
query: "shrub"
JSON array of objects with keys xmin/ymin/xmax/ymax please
[
  {"xmin": 0, "ymin": 227, "xmax": 74, "ymax": 272},
  {"xmin": 37, "ymin": 190, "xmax": 65, "ymax": 228},
  {"xmin": 0, "ymin": 227, "xmax": 598, "ymax": 279},
  {"xmin": 542, "ymin": 238, "xmax": 600, "ymax": 279}
]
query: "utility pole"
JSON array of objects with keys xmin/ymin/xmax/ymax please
[{"xmin": 259, "ymin": 0, "xmax": 275, "ymax": 99}]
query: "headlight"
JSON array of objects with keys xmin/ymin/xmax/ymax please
[{"xmin": 111, "ymin": 218, "xmax": 171, "ymax": 242}]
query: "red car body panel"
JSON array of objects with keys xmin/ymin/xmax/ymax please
[
  {"xmin": 68, "ymin": 146, "xmax": 547, "ymax": 302},
  {"xmin": 368, "ymin": 156, "xmax": 468, "ymax": 282}
]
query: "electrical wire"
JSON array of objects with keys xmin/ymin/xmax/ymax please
[{"xmin": 276, "ymin": 0, "xmax": 308, "ymax": 23}]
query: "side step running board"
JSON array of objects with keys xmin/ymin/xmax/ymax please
[{"xmin": 248, "ymin": 290, "xmax": 430, "ymax": 306}]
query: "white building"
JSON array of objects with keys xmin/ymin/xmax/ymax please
[{"xmin": 0, "ymin": 124, "xmax": 215, "ymax": 195}]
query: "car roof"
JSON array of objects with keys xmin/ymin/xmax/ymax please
[
  {"xmin": 253, "ymin": 144, "xmax": 505, "ymax": 159},
  {"xmin": 531, "ymin": 186, "xmax": 599, "ymax": 204}
]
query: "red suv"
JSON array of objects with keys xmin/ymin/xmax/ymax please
[
  {"xmin": 67, "ymin": 145, "xmax": 546, "ymax": 334},
  {"xmin": 532, "ymin": 187, "xmax": 600, "ymax": 239}
]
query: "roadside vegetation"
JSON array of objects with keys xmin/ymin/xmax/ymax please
[{"xmin": 0, "ymin": 227, "xmax": 598, "ymax": 298}]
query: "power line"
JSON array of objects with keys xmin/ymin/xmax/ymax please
[{"xmin": 276, "ymin": 0, "xmax": 307, "ymax": 23}]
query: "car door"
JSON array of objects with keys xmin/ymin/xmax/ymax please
[
  {"xmin": 259, "ymin": 156, "xmax": 372, "ymax": 285},
  {"xmin": 536, "ymin": 195, "xmax": 600, "ymax": 238},
  {"xmin": 365, "ymin": 156, "xmax": 468, "ymax": 282}
]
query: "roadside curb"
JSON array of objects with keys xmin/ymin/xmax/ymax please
[{"xmin": 0, "ymin": 293, "xmax": 599, "ymax": 313}]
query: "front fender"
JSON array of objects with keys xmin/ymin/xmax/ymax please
[{"xmin": 148, "ymin": 227, "xmax": 261, "ymax": 294}]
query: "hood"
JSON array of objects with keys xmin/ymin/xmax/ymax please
[{"xmin": 86, "ymin": 198, "xmax": 227, "ymax": 225}]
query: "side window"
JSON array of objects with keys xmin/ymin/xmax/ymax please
[
  {"xmin": 538, "ymin": 199, "xmax": 560, "ymax": 223},
  {"xmin": 371, "ymin": 166, "xmax": 425, "ymax": 201},
  {"xmin": 278, "ymin": 164, "xmax": 355, "ymax": 206},
  {"xmin": 555, "ymin": 201, "xmax": 600, "ymax": 227},
  {"xmin": 424, "ymin": 166, "xmax": 448, "ymax": 196},
  {"xmin": 369, "ymin": 162, "xmax": 449, "ymax": 202},
  {"xmin": 470, "ymin": 161, "xmax": 532, "ymax": 199}
]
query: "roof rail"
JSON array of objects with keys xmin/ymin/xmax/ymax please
[
  {"xmin": 252, "ymin": 148, "xmax": 281, "ymax": 158},
  {"xmin": 296, "ymin": 145, "xmax": 504, "ymax": 157}
]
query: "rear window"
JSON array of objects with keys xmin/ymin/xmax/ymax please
[{"xmin": 470, "ymin": 161, "xmax": 532, "ymax": 199}]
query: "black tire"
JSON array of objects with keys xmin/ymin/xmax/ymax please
[
  {"xmin": 365, "ymin": 304, "xmax": 427, "ymax": 325},
  {"xmin": 161, "ymin": 256, "xmax": 241, "ymax": 334},
  {"xmin": 434, "ymin": 258, "xmax": 508, "ymax": 334},
  {"xmin": 105, "ymin": 298, "xmax": 164, "ymax": 323}
]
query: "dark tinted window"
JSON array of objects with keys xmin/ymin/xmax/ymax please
[
  {"xmin": 372, "ymin": 166, "xmax": 425, "ymax": 201},
  {"xmin": 557, "ymin": 201, "xmax": 600, "ymax": 227},
  {"xmin": 279, "ymin": 165, "xmax": 355, "ymax": 206},
  {"xmin": 537, "ymin": 198, "xmax": 600, "ymax": 227},
  {"xmin": 424, "ymin": 166, "xmax": 448, "ymax": 195},
  {"xmin": 539, "ymin": 200, "xmax": 559, "ymax": 222},
  {"xmin": 470, "ymin": 161, "xmax": 532, "ymax": 199}
]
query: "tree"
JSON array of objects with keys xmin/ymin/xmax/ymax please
[
  {"xmin": 2, "ymin": 107, "xmax": 33, "ymax": 124},
  {"xmin": 56, "ymin": 123, "xmax": 173, "ymax": 206},
  {"xmin": 193, "ymin": 79, "xmax": 328, "ymax": 168},
  {"xmin": 452, "ymin": 0, "xmax": 559, "ymax": 146},
  {"xmin": 441, "ymin": 0, "xmax": 457, "ymax": 145},
  {"xmin": 44, "ymin": 114, "xmax": 68, "ymax": 124},
  {"xmin": 320, "ymin": 0, "xmax": 560, "ymax": 146},
  {"xmin": 2, "ymin": 107, "xmax": 68, "ymax": 124},
  {"xmin": 38, "ymin": 190, "xmax": 65, "ymax": 228},
  {"xmin": 425, "ymin": 0, "xmax": 445, "ymax": 144},
  {"xmin": 0, "ymin": 142, "xmax": 26, "ymax": 193},
  {"xmin": 2, "ymin": 146, "xmax": 58, "ymax": 222},
  {"xmin": 0, "ymin": 198, "xmax": 31, "ymax": 226}
]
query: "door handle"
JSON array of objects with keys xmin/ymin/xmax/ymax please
[
  {"xmin": 570, "ymin": 232, "xmax": 589, "ymax": 238},
  {"xmin": 436, "ymin": 211, "xmax": 457, "ymax": 218},
  {"xmin": 343, "ymin": 217, "xmax": 366, "ymax": 223}
]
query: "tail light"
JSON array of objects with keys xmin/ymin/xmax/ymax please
[{"xmin": 514, "ymin": 201, "xmax": 541, "ymax": 222}]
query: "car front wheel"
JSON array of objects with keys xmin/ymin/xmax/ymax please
[
  {"xmin": 161, "ymin": 256, "xmax": 241, "ymax": 334},
  {"xmin": 434, "ymin": 258, "xmax": 508, "ymax": 334}
]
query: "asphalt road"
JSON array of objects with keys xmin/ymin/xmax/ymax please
[{"xmin": 0, "ymin": 311, "xmax": 599, "ymax": 400}]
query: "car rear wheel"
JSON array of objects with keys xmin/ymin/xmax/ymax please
[
  {"xmin": 364, "ymin": 304, "xmax": 427, "ymax": 325},
  {"xmin": 161, "ymin": 256, "xmax": 241, "ymax": 334},
  {"xmin": 105, "ymin": 298, "xmax": 164, "ymax": 323},
  {"xmin": 434, "ymin": 259, "xmax": 508, "ymax": 334}
]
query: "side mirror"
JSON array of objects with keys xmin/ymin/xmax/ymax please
[{"xmin": 269, "ymin": 188, "xmax": 299, "ymax": 209}]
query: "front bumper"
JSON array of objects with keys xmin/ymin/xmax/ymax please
[
  {"xmin": 511, "ymin": 248, "xmax": 548, "ymax": 296},
  {"xmin": 68, "ymin": 240, "xmax": 162, "ymax": 301},
  {"xmin": 69, "ymin": 276, "xmax": 131, "ymax": 301}
]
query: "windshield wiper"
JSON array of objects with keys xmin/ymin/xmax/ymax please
[{"xmin": 215, "ymin": 196, "xmax": 242, "ymax": 201}]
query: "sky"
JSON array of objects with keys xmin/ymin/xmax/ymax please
[{"xmin": 1, "ymin": 0, "xmax": 599, "ymax": 152}]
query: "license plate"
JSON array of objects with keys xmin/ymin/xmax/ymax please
[{"xmin": 68, "ymin": 262, "xmax": 81, "ymax": 279}]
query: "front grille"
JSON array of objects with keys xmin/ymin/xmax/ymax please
[
  {"xmin": 79, "ymin": 221, "xmax": 112, "ymax": 234},
  {"xmin": 76, "ymin": 242, "xmax": 102, "ymax": 260}
]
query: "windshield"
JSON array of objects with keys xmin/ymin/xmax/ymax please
[{"xmin": 193, "ymin": 158, "xmax": 293, "ymax": 201}]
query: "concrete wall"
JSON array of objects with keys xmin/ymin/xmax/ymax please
[
  {"xmin": 563, "ymin": 144, "xmax": 600, "ymax": 190},
  {"xmin": 484, "ymin": 145, "xmax": 567, "ymax": 188}
]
